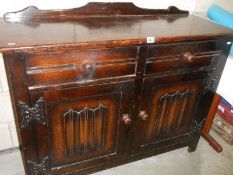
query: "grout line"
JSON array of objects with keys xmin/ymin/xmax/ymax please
[
  {"xmin": 0, "ymin": 90, "xmax": 10, "ymax": 94},
  {"xmin": 0, "ymin": 147, "xmax": 19, "ymax": 156},
  {"xmin": 8, "ymin": 122, "xmax": 15, "ymax": 148},
  {"xmin": 0, "ymin": 75, "xmax": 2, "ymax": 93},
  {"xmin": 0, "ymin": 120, "xmax": 15, "ymax": 124}
]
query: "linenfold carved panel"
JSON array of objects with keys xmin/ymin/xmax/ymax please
[
  {"xmin": 63, "ymin": 104, "xmax": 107, "ymax": 157},
  {"xmin": 17, "ymin": 97, "xmax": 47, "ymax": 128},
  {"xmin": 154, "ymin": 89, "xmax": 192, "ymax": 136}
]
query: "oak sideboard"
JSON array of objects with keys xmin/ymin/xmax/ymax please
[{"xmin": 1, "ymin": 2, "xmax": 233, "ymax": 175}]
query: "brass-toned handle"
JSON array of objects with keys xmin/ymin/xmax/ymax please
[
  {"xmin": 139, "ymin": 110, "xmax": 149, "ymax": 121},
  {"xmin": 82, "ymin": 60, "xmax": 96, "ymax": 74},
  {"xmin": 182, "ymin": 52, "xmax": 195, "ymax": 63},
  {"xmin": 122, "ymin": 114, "xmax": 132, "ymax": 125}
]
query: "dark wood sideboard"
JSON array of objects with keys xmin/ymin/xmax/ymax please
[{"xmin": 1, "ymin": 2, "xmax": 233, "ymax": 175}]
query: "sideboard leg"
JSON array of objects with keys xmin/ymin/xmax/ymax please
[{"xmin": 188, "ymin": 136, "xmax": 200, "ymax": 152}]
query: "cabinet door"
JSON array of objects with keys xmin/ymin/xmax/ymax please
[
  {"xmin": 29, "ymin": 81, "xmax": 134, "ymax": 173},
  {"xmin": 134, "ymin": 74, "xmax": 205, "ymax": 150}
]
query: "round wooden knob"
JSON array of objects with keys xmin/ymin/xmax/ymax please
[
  {"xmin": 182, "ymin": 52, "xmax": 194, "ymax": 63},
  {"xmin": 82, "ymin": 61, "xmax": 96, "ymax": 74},
  {"xmin": 139, "ymin": 110, "xmax": 148, "ymax": 120},
  {"xmin": 122, "ymin": 114, "xmax": 132, "ymax": 125}
]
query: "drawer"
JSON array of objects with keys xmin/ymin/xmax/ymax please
[
  {"xmin": 145, "ymin": 41, "xmax": 223, "ymax": 75},
  {"xmin": 25, "ymin": 47, "xmax": 138, "ymax": 87}
]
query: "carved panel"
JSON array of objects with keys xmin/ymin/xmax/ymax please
[
  {"xmin": 154, "ymin": 89, "xmax": 192, "ymax": 136},
  {"xmin": 17, "ymin": 97, "xmax": 47, "ymax": 128},
  {"xmin": 48, "ymin": 90, "xmax": 122, "ymax": 166},
  {"xmin": 63, "ymin": 104, "xmax": 107, "ymax": 157},
  {"xmin": 27, "ymin": 157, "xmax": 51, "ymax": 175}
]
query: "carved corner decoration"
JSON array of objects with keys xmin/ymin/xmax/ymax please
[
  {"xmin": 203, "ymin": 74, "xmax": 221, "ymax": 95},
  {"xmin": 190, "ymin": 119, "xmax": 206, "ymax": 137},
  {"xmin": 17, "ymin": 97, "xmax": 47, "ymax": 128},
  {"xmin": 27, "ymin": 157, "xmax": 51, "ymax": 175}
]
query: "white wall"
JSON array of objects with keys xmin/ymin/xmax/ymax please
[
  {"xmin": 0, "ymin": 54, "xmax": 18, "ymax": 150},
  {"xmin": 196, "ymin": 0, "xmax": 233, "ymax": 12},
  {"xmin": 0, "ymin": 0, "xmax": 232, "ymax": 151}
]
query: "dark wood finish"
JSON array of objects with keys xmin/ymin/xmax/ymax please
[
  {"xmin": 0, "ymin": 3, "xmax": 233, "ymax": 51},
  {"xmin": 202, "ymin": 93, "xmax": 223, "ymax": 152},
  {"xmin": 4, "ymin": 2, "xmax": 188, "ymax": 21},
  {"xmin": 42, "ymin": 81, "xmax": 134, "ymax": 167},
  {"xmin": 1, "ymin": 3, "xmax": 233, "ymax": 175},
  {"xmin": 25, "ymin": 47, "xmax": 137, "ymax": 87},
  {"xmin": 145, "ymin": 41, "xmax": 223, "ymax": 74},
  {"xmin": 134, "ymin": 77, "xmax": 204, "ymax": 151}
]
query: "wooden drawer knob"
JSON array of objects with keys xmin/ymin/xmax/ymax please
[
  {"xmin": 182, "ymin": 52, "xmax": 194, "ymax": 63},
  {"xmin": 139, "ymin": 110, "xmax": 148, "ymax": 120},
  {"xmin": 83, "ymin": 60, "xmax": 96, "ymax": 74},
  {"xmin": 122, "ymin": 114, "xmax": 132, "ymax": 125}
]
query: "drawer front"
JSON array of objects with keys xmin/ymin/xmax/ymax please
[
  {"xmin": 145, "ymin": 41, "xmax": 223, "ymax": 75},
  {"xmin": 25, "ymin": 47, "xmax": 138, "ymax": 87}
]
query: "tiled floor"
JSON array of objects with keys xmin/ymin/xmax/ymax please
[{"xmin": 0, "ymin": 130, "xmax": 232, "ymax": 175}]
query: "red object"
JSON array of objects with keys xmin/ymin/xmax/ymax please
[
  {"xmin": 202, "ymin": 93, "xmax": 223, "ymax": 152},
  {"xmin": 217, "ymin": 99, "xmax": 233, "ymax": 126}
]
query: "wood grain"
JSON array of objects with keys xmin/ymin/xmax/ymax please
[
  {"xmin": 0, "ymin": 3, "xmax": 232, "ymax": 51},
  {"xmin": 2, "ymin": 3, "xmax": 233, "ymax": 175}
]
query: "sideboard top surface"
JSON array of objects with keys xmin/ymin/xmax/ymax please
[{"xmin": 1, "ymin": 2, "xmax": 233, "ymax": 51}]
